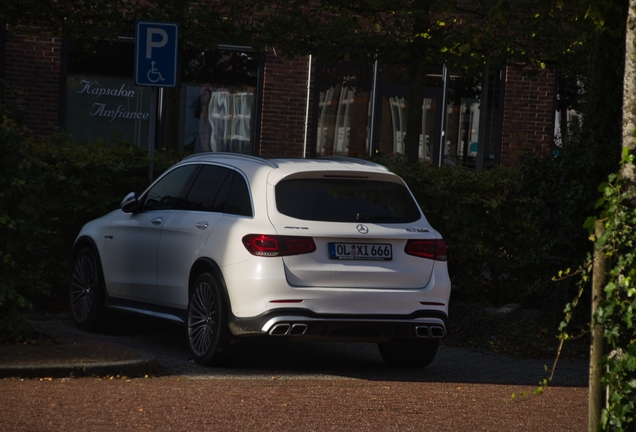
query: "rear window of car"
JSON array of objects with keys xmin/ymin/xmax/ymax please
[{"xmin": 275, "ymin": 178, "xmax": 421, "ymax": 223}]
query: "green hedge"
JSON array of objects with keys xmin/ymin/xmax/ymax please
[
  {"xmin": 0, "ymin": 125, "xmax": 183, "ymax": 341},
  {"xmin": 1, "ymin": 124, "xmax": 606, "ymax": 341},
  {"xmin": 380, "ymin": 148, "xmax": 604, "ymax": 312}
]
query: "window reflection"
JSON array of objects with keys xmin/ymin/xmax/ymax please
[
  {"xmin": 181, "ymin": 49, "xmax": 259, "ymax": 154},
  {"xmin": 443, "ymin": 70, "xmax": 504, "ymax": 169},
  {"xmin": 188, "ymin": 88, "xmax": 254, "ymax": 153},
  {"xmin": 314, "ymin": 61, "xmax": 504, "ymax": 170},
  {"xmin": 65, "ymin": 41, "xmax": 261, "ymax": 154},
  {"xmin": 316, "ymin": 62, "xmax": 373, "ymax": 157}
]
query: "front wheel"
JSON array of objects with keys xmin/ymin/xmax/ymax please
[
  {"xmin": 378, "ymin": 338, "xmax": 439, "ymax": 368},
  {"xmin": 69, "ymin": 247, "xmax": 107, "ymax": 332},
  {"xmin": 187, "ymin": 273, "xmax": 238, "ymax": 366}
]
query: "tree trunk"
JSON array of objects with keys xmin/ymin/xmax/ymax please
[{"xmin": 623, "ymin": 1, "xmax": 636, "ymax": 180}]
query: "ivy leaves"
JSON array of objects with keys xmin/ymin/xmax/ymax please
[{"xmin": 568, "ymin": 148, "xmax": 636, "ymax": 431}]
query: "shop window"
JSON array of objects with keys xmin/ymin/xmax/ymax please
[
  {"xmin": 316, "ymin": 88, "xmax": 334, "ymax": 153},
  {"xmin": 314, "ymin": 61, "xmax": 373, "ymax": 157},
  {"xmin": 64, "ymin": 41, "xmax": 261, "ymax": 154},
  {"xmin": 181, "ymin": 49, "xmax": 260, "ymax": 154},
  {"xmin": 334, "ymin": 84, "xmax": 355, "ymax": 152},
  {"xmin": 374, "ymin": 64, "xmax": 444, "ymax": 161},
  {"xmin": 388, "ymin": 96, "xmax": 407, "ymax": 154},
  {"xmin": 65, "ymin": 39, "xmax": 151, "ymax": 147},
  {"xmin": 444, "ymin": 68, "xmax": 505, "ymax": 169}
]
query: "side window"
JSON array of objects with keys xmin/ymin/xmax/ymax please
[
  {"xmin": 182, "ymin": 165, "xmax": 232, "ymax": 212},
  {"xmin": 143, "ymin": 165, "xmax": 197, "ymax": 211},
  {"xmin": 226, "ymin": 172, "xmax": 253, "ymax": 217}
]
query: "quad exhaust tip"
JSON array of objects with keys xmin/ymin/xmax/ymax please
[
  {"xmin": 416, "ymin": 325, "xmax": 445, "ymax": 338},
  {"xmin": 269, "ymin": 323, "xmax": 308, "ymax": 336}
]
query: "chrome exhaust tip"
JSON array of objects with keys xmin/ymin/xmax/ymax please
[
  {"xmin": 415, "ymin": 326, "xmax": 431, "ymax": 338},
  {"xmin": 289, "ymin": 323, "xmax": 308, "ymax": 336},
  {"xmin": 270, "ymin": 323, "xmax": 291, "ymax": 336},
  {"xmin": 430, "ymin": 325, "xmax": 445, "ymax": 338}
]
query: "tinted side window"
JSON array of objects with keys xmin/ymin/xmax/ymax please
[
  {"xmin": 275, "ymin": 179, "xmax": 421, "ymax": 223},
  {"xmin": 226, "ymin": 172, "xmax": 253, "ymax": 217},
  {"xmin": 183, "ymin": 165, "xmax": 232, "ymax": 212},
  {"xmin": 143, "ymin": 165, "xmax": 197, "ymax": 211}
]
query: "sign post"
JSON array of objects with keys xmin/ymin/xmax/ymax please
[{"xmin": 134, "ymin": 20, "xmax": 179, "ymax": 182}]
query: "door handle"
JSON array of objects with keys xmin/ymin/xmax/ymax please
[
  {"xmin": 195, "ymin": 221, "xmax": 209, "ymax": 229},
  {"xmin": 151, "ymin": 217, "xmax": 163, "ymax": 225}
]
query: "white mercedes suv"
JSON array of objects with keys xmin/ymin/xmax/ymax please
[{"xmin": 69, "ymin": 153, "xmax": 451, "ymax": 368}]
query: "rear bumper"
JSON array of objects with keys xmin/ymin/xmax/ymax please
[{"xmin": 229, "ymin": 308, "xmax": 447, "ymax": 343}]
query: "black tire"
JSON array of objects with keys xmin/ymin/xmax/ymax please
[
  {"xmin": 378, "ymin": 338, "xmax": 439, "ymax": 368},
  {"xmin": 69, "ymin": 247, "xmax": 107, "ymax": 332},
  {"xmin": 187, "ymin": 273, "xmax": 238, "ymax": 366}
]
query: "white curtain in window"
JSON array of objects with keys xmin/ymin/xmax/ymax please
[{"xmin": 207, "ymin": 90, "xmax": 253, "ymax": 153}]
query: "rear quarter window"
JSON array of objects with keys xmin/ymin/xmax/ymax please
[{"xmin": 275, "ymin": 178, "xmax": 421, "ymax": 223}]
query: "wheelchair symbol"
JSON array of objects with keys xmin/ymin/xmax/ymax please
[{"xmin": 147, "ymin": 61, "xmax": 165, "ymax": 83}]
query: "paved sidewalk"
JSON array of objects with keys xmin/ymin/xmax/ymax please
[{"xmin": 0, "ymin": 318, "xmax": 157, "ymax": 379}]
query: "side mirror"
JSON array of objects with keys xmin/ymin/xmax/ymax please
[{"xmin": 121, "ymin": 192, "xmax": 141, "ymax": 213}]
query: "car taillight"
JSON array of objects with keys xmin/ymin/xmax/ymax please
[
  {"xmin": 405, "ymin": 239, "xmax": 447, "ymax": 261},
  {"xmin": 242, "ymin": 234, "xmax": 316, "ymax": 257}
]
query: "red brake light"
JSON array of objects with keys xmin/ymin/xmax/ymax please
[
  {"xmin": 242, "ymin": 234, "xmax": 316, "ymax": 257},
  {"xmin": 405, "ymin": 239, "xmax": 447, "ymax": 261}
]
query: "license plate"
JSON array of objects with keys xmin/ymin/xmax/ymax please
[{"xmin": 328, "ymin": 243, "xmax": 392, "ymax": 261}]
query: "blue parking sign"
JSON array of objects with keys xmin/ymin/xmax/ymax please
[{"xmin": 135, "ymin": 21, "xmax": 179, "ymax": 87}]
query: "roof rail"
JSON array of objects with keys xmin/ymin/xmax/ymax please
[
  {"xmin": 317, "ymin": 156, "xmax": 387, "ymax": 169},
  {"xmin": 182, "ymin": 152, "xmax": 279, "ymax": 168}
]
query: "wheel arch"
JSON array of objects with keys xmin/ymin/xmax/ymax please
[
  {"xmin": 71, "ymin": 235, "xmax": 99, "ymax": 258},
  {"xmin": 70, "ymin": 236, "xmax": 104, "ymax": 278},
  {"xmin": 189, "ymin": 258, "xmax": 232, "ymax": 313}
]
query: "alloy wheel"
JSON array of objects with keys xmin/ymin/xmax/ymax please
[
  {"xmin": 70, "ymin": 253, "xmax": 96, "ymax": 324},
  {"xmin": 188, "ymin": 280, "xmax": 219, "ymax": 357}
]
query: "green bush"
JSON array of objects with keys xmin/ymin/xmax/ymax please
[
  {"xmin": 0, "ymin": 103, "xmax": 46, "ymax": 340},
  {"xmin": 27, "ymin": 134, "xmax": 184, "ymax": 309},
  {"xmin": 379, "ymin": 146, "xmax": 606, "ymax": 313},
  {"xmin": 0, "ymin": 117, "xmax": 609, "ymax": 339},
  {"xmin": 0, "ymin": 117, "xmax": 184, "ymax": 340}
]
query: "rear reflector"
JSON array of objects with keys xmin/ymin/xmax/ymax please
[
  {"xmin": 405, "ymin": 239, "xmax": 447, "ymax": 261},
  {"xmin": 242, "ymin": 234, "xmax": 316, "ymax": 257}
]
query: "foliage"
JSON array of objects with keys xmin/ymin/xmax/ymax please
[
  {"xmin": 0, "ymin": 90, "xmax": 45, "ymax": 338},
  {"xmin": 446, "ymin": 303, "xmax": 588, "ymax": 359},
  {"xmin": 594, "ymin": 152, "xmax": 636, "ymax": 431},
  {"xmin": 554, "ymin": 150, "xmax": 636, "ymax": 431},
  {"xmin": 0, "ymin": 0, "xmax": 260, "ymax": 52},
  {"xmin": 376, "ymin": 148, "xmax": 602, "ymax": 312},
  {"xmin": 0, "ymin": 109, "xmax": 184, "ymax": 341}
]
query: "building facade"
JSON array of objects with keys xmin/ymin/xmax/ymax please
[{"xmin": 2, "ymin": 24, "xmax": 556, "ymax": 169}]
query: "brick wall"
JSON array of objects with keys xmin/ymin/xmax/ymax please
[
  {"xmin": 259, "ymin": 52, "xmax": 313, "ymax": 158},
  {"xmin": 500, "ymin": 67, "xmax": 555, "ymax": 166},
  {"xmin": 4, "ymin": 27, "xmax": 62, "ymax": 137}
]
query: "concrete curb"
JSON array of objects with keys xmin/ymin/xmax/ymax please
[{"xmin": 0, "ymin": 354, "xmax": 157, "ymax": 379}]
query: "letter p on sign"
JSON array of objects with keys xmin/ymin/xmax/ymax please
[
  {"xmin": 134, "ymin": 21, "xmax": 179, "ymax": 88},
  {"xmin": 146, "ymin": 28, "xmax": 168, "ymax": 58}
]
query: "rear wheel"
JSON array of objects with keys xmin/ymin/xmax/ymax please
[
  {"xmin": 378, "ymin": 338, "xmax": 439, "ymax": 368},
  {"xmin": 69, "ymin": 247, "xmax": 107, "ymax": 332},
  {"xmin": 187, "ymin": 273, "xmax": 238, "ymax": 366}
]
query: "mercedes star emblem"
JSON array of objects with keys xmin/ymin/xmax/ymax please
[{"xmin": 356, "ymin": 224, "xmax": 369, "ymax": 234}]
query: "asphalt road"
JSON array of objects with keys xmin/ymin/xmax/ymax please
[
  {"xmin": 38, "ymin": 317, "xmax": 587, "ymax": 386},
  {"xmin": 0, "ymin": 317, "xmax": 590, "ymax": 431}
]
